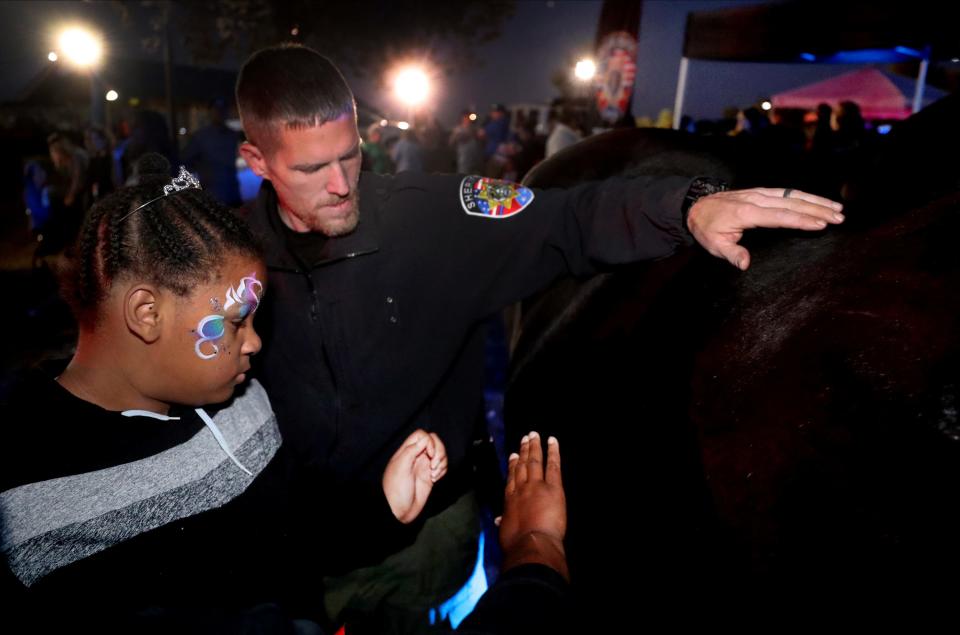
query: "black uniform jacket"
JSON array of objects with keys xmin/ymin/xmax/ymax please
[{"xmin": 246, "ymin": 171, "xmax": 695, "ymax": 505}]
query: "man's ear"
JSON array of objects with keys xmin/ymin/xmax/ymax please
[
  {"xmin": 240, "ymin": 141, "xmax": 270, "ymax": 181},
  {"xmin": 124, "ymin": 285, "xmax": 163, "ymax": 344}
]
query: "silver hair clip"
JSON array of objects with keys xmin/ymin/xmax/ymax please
[{"xmin": 119, "ymin": 166, "xmax": 202, "ymax": 222}]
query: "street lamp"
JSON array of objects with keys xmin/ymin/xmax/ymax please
[
  {"xmin": 574, "ymin": 58, "xmax": 596, "ymax": 82},
  {"xmin": 54, "ymin": 25, "xmax": 106, "ymax": 126},
  {"xmin": 57, "ymin": 26, "xmax": 103, "ymax": 68},
  {"xmin": 393, "ymin": 65, "xmax": 430, "ymax": 124},
  {"xmin": 573, "ymin": 57, "xmax": 597, "ymax": 116}
]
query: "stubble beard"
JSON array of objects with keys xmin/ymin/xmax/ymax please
[{"xmin": 288, "ymin": 189, "xmax": 360, "ymax": 237}]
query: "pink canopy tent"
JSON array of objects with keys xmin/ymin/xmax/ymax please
[{"xmin": 771, "ymin": 68, "xmax": 945, "ymax": 120}]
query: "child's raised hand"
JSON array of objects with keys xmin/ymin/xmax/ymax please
[{"xmin": 382, "ymin": 429, "xmax": 448, "ymax": 524}]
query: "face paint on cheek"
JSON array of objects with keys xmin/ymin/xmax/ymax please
[
  {"xmin": 224, "ymin": 274, "xmax": 264, "ymax": 319},
  {"xmin": 209, "ymin": 297, "xmax": 222, "ymax": 312},
  {"xmin": 194, "ymin": 314, "xmax": 225, "ymax": 360}
]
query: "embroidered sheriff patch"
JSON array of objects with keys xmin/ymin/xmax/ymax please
[{"xmin": 459, "ymin": 176, "xmax": 534, "ymax": 219}]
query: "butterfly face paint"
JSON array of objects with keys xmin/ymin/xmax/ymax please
[
  {"xmin": 195, "ymin": 314, "xmax": 226, "ymax": 360},
  {"xmin": 224, "ymin": 276, "xmax": 263, "ymax": 319},
  {"xmin": 193, "ymin": 273, "xmax": 264, "ymax": 360}
]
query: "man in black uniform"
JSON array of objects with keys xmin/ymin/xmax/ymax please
[{"xmin": 237, "ymin": 44, "xmax": 844, "ymax": 632}]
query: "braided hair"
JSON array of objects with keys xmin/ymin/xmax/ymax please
[{"xmin": 62, "ymin": 153, "xmax": 261, "ymax": 327}]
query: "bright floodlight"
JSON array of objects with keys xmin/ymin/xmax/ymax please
[
  {"xmin": 58, "ymin": 26, "xmax": 103, "ymax": 68},
  {"xmin": 760, "ymin": 100, "xmax": 773, "ymax": 111},
  {"xmin": 574, "ymin": 58, "xmax": 596, "ymax": 81},
  {"xmin": 47, "ymin": 51, "xmax": 58, "ymax": 62},
  {"xmin": 397, "ymin": 121, "xmax": 410, "ymax": 130},
  {"xmin": 105, "ymin": 90, "xmax": 118, "ymax": 102},
  {"xmin": 394, "ymin": 67, "xmax": 429, "ymax": 106},
  {"xmin": 468, "ymin": 113, "xmax": 477, "ymax": 121}
]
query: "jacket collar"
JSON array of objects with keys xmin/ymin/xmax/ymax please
[{"xmin": 251, "ymin": 173, "xmax": 385, "ymax": 270}]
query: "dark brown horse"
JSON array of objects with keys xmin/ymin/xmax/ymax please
[{"xmin": 505, "ymin": 95, "xmax": 960, "ymax": 617}]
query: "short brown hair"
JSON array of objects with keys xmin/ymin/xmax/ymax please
[{"xmin": 236, "ymin": 43, "xmax": 356, "ymax": 155}]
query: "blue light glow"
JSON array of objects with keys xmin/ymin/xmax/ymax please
[
  {"xmin": 819, "ymin": 48, "xmax": 921, "ymax": 64},
  {"xmin": 433, "ymin": 532, "xmax": 489, "ymax": 629},
  {"xmin": 894, "ymin": 46, "xmax": 924, "ymax": 58},
  {"xmin": 237, "ymin": 167, "xmax": 263, "ymax": 202}
]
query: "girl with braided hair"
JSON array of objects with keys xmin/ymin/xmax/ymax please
[{"xmin": 0, "ymin": 154, "xmax": 447, "ymax": 633}]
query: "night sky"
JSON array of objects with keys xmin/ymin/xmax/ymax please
[{"xmin": 0, "ymin": 1, "xmax": 937, "ymax": 125}]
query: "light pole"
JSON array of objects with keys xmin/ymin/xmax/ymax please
[
  {"xmin": 574, "ymin": 57, "xmax": 596, "ymax": 107},
  {"xmin": 574, "ymin": 58, "xmax": 596, "ymax": 83},
  {"xmin": 393, "ymin": 66, "xmax": 430, "ymax": 126},
  {"xmin": 570, "ymin": 57, "xmax": 597, "ymax": 128},
  {"xmin": 55, "ymin": 25, "xmax": 105, "ymax": 126}
]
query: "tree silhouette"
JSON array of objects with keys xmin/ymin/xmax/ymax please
[{"xmin": 118, "ymin": 0, "xmax": 515, "ymax": 77}]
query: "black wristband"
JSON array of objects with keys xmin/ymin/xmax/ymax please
[{"xmin": 681, "ymin": 176, "xmax": 729, "ymax": 226}]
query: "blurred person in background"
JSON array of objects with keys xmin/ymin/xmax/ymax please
[{"xmin": 182, "ymin": 98, "xmax": 243, "ymax": 207}]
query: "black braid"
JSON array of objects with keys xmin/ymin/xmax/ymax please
[
  {"xmin": 142, "ymin": 200, "xmax": 198, "ymax": 273},
  {"xmin": 169, "ymin": 191, "xmax": 214, "ymax": 247},
  {"xmin": 73, "ymin": 204, "xmax": 105, "ymax": 309},
  {"xmin": 208, "ymin": 203, "xmax": 252, "ymax": 244},
  {"xmin": 167, "ymin": 191, "xmax": 219, "ymax": 276},
  {"xmin": 60, "ymin": 154, "xmax": 262, "ymax": 327},
  {"xmin": 105, "ymin": 194, "xmax": 129, "ymax": 283}
]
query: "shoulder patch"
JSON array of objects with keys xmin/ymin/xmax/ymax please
[{"xmin": 459, "ymin": 175, "xmax": 534, "ymax": 219}]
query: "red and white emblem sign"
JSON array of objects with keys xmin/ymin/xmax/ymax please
[{"xmin": 595, "ymin": 31, "xmax": 638, "ymax": 124}]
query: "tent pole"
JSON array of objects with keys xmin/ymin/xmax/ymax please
[
  {"xmin": 911, "ymin": 50, "xmax": 930, "ymax": 115},
  {"xmin": 673, "ymin": 56, "xmax": 690, "ymax": 130}
]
